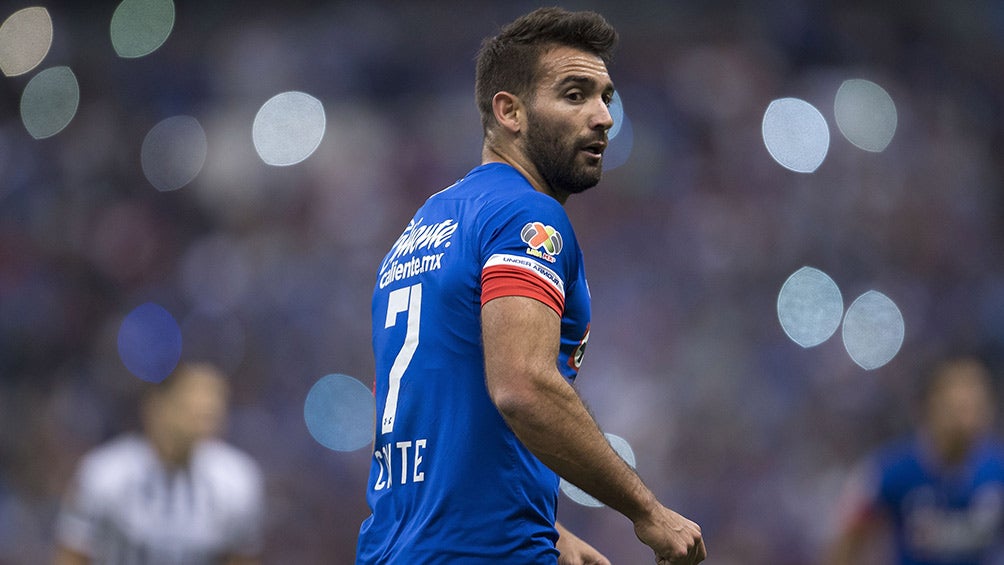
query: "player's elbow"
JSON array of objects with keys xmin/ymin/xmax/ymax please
[
  {"xmin": 485, "ymin": 366, "xmax": 556, "ymax": 423},
  {"xmin": 489, "ymin": 382, "xmax": 536, "ymax": 420}
]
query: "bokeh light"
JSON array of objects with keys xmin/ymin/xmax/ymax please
[
  {"xmin": 608, "ymin": 90, "xmax": 625, "ymax": 141},
  {"xmin": 761, "ymin": 97, "xmax": 830, "ymax": 173},
  {"xmin": 252, "ymin": 91, "xmax": 326, "ymax": 166},
  {"xmin": 141, "ymin": 116, "xmax": 207, "ymax": 190},
  {"xmin": 117, "ymin": 302, "xmax": 183, "ymax": 383},
  {"xmin": 140, "ymin": 115, "xmax": 208, "ymax": 192},
  {"xmin": 304, "ymin": 374, "xmax": 375, "ymax": 452},
  {"xmin": 603, "ymin": 112, "xmax": 633, "ymax": 172},
  {"xmin": 20, "ymin": 65, "xmax": 79, "ymax": 139},
  {"xmin": 0, "ymin": 6, "xmax": 53, "ymax": 77},
  {"xmin": 834, "ymin": 79, "xmax": 897, "ymax": 152},
  {"xmin": 777, "ymin": 266, "xmax": 844, "ymax": 348},
  {"xmin": 842, "ymin": 290, "xmax": 905, "ymax": 370},
  {"xmin": 110, "ymin": 0, "xmax": 175, "ymax": 58},
  {"xmin": 560, "ymin": 433, "xmax": 637, "ymax": 508}
]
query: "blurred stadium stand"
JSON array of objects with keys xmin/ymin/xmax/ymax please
[{"xmin": 1, "ymin": 1, "xmax": 1003, "ymax": 563}]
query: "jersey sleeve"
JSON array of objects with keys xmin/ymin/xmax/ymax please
[
  {"xmin": 480, "ymin": 193, "xmax": 578, "ymax": 316},
  {"xmin": 220, "ymin": 450, "xmax": 267, "ymax": 556},
  {"xmin": 54, "ymin": 456, "xmax": 105, "ymax": 556}
]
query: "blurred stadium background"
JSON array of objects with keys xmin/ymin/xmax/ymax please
[{"xmin": 2, "ymin": 1, "xmax": 1003, "ymax": 563}]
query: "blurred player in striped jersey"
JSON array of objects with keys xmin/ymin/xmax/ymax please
[
  {"xmin": 827, "ymin": 356, "xmax": 1004, "ymax": 565},
  {"xmin": 54, "ymin": 362, "xmax": 264, "ymax": 565}
]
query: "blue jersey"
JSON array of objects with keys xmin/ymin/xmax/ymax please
[
  {"xmin": 356, "ymin": 163, "xmax": 591, "ymax": 564},
  {"xmin": 869, "ymin": 437, "xmax": 1004, "ymax": 565}
]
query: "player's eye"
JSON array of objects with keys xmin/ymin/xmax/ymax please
[{"xmin": 565, "ymin": 91, "xmax": 584, "ymax": 102}]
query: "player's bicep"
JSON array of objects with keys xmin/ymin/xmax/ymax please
[
  {"xmin": 481, "ymin": 295, "xmax": 561, "ymax": 407},
  {"xmin": 830, "ymin": 457, "xmax": 888, "ymax": 559},
  {"xmin": 836, "ymin": 459, "xmax": 884, "ymax": 525}
]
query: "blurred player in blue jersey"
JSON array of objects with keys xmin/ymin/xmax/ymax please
[
  {"xmin": 54, "ymin": 363, "xmax": 265, "ymax": 565},
  {"xmin": 827, "ymin": 356, "xmax": 1004, "ymax": 565},
  {"xmin": 356, "ymin": 7, "xmax": 705, "ymax": 565}
]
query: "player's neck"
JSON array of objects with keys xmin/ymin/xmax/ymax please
[
  {"xmin": 926, "ymin": 430, "xmax": 975, "ymax": 469},
  {"xmin": 146, "ymin": 429, "xmax": 194, "ymax": 468},
  {"xmin": 481, "ymin": 144, "xmax": 569, "ymax": 205}
]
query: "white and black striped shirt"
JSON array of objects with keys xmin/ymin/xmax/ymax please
[{"xmin": 56, "ymin": 434, "xmax": 264, "ymax": 565}]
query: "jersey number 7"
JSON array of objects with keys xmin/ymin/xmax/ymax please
[{"xmin": 381, "ymin": 283, "xmax": 422, "ymax": 434}]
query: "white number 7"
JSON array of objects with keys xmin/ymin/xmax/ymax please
[{"xmin": 381, "ymin": 283, "xmax": 422, "ymax": 434}]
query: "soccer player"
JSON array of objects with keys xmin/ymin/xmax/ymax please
[
  {"xmin": 827, "ymin": 356, "xmax": 1004, "ymax": 565},
  {"xmin": 356, "ymin": 7, "xmax": 705, "ymax": 564},
  {"xmin": 53, "ymin": 362, "xmax": 265, "ymax": 565}
]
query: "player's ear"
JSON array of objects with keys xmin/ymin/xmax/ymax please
[{"xmin": 491, "ymin": 91, "xmax": 523, "ymax": 134}]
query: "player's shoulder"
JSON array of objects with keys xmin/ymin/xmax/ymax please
[
  {"xmin": 427, "ymin": 164, "xmax": 575, "ymax": 250},
  {"xmin": 444, "ymin": 163, "xmax": 562, "ymax": 211},
  {"xmin": 456, "ymin": 162, "xmax": 529, "ymax": 191},
  {"xmin": 974, "ymin": 438, "xmax": 1004, "ymax": 467},
  {"xmin": 196, "ymin": 439, "xmax": 261, "ymax": 473},
  {"xmin": 871, "ymin": 437, "xmax": 922, "ymax": 473},
  {"xmin": 81, "ymin": 433, "xmax": 151, "ymax": 468},
  {"xmin": 75, "ymin": 434, "xmax": 155, "ymax": 491},
  {"xmin": 194, "ymin": 439, "xmax": 264, "ymax": 493}
]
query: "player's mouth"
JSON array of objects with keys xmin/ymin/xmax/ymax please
[{"xmin": 581, "ymin": 140, "xmax": 606, "ymax": 159}]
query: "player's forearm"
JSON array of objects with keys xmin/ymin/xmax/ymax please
[
  {"xmin": 482, "ymin": 296, "xmax": 660, "ymax": 524},
  {"xmin": 493, "ymin": 369, "xmax": 658, "ymax": 523}
]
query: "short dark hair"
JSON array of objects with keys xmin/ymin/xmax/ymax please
[{"xmin": 474, "ymin": 7, "xmax": 618, "ymax": 133}]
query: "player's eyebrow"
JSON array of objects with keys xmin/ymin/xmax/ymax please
[
  {"xmin": 557, "ymin": 75, "xmax": 605, "ymax": 88},
  {"xmin": 556, "ymin": 75, "xmax": 616, "ymax": 95}
]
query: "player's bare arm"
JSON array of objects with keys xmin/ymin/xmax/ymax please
[
  {"xmin": 481, "ymin": 295, "xmax": 705, "ymax": 564},
  {"xmin": 824, "ymin": 493, "xmax": 887, "ymax": 565}
]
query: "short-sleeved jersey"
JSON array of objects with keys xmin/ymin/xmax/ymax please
[
  {"xmin": 55, "ymin": 434, "xmax": 265, "ymax": 565},
  {"xmin": 860, "ymin": 437, "xmax": 1004, "ymax": 565},
  {"xmin": 356, "ymin": 163, "xmax": 591, "ymax": 564}
]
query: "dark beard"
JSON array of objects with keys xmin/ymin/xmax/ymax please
[{"xmin": 524, "ymin": 112, "xmax": 603, "ymax": 195}]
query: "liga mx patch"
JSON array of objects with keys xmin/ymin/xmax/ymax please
[{"xmin": 521, "ymin": 221, "xmax": 562, "ymax": 263}]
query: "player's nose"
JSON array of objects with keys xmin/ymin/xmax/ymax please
[{"xmin": 591, "ymin": 97, "xmax": 614, "ymax": 132}]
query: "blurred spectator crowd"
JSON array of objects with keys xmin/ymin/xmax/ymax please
[{"xmin": 1, "ymin": 1, "xmax": 1003, "ymax": 563}]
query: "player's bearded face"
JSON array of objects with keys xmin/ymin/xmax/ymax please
[{"xmin": 524, "ymin": 103, "xmax": 605, "ymax": 195}]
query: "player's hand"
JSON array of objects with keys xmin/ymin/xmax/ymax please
[
  {"xmin": 633, "ymin": 505, "xmax": 705, "ymax": 564},
  {"xmin": 556, "ymin": 522, "xmax": 611, "ymax": 565}
]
